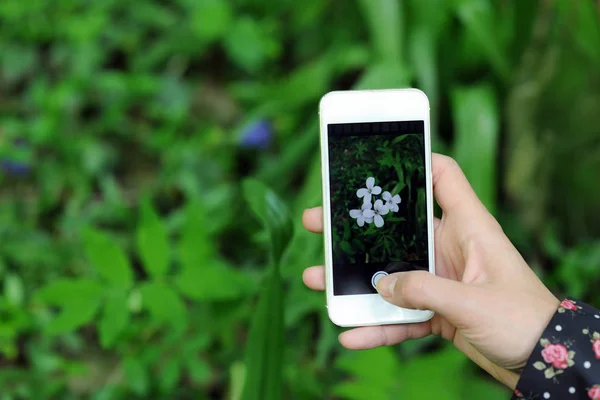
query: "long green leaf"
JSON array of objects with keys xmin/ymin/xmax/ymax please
[
  {"xmin": 241, "ymin": 179, "xmax": 292, "ymax": 400},
  {"xmin": 409, "ymin": 27, "xmax": 438, "ymax": 142},
  {"xmin": 454, "ymin": 0, "xmax": 511, "ymax": 80},
  {"xmin": 357, "ymin": 0, "xmax": 403, "ymax": 64},
  {"xmin": 451, "ymin": 84, "xmax": 499, "ymax": 215}
]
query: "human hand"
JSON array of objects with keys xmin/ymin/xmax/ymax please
[{"xmin": 302, "ymin": 153, "xmax": 559, "ymax": 389}]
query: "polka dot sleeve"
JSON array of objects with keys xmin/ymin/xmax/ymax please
[{"xmin": 512, "ymin": 298, "xmax": 600, "ymax": 400}]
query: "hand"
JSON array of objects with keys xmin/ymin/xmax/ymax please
[{"xmin": 301, "ymin": 153, "xmax": 559, "ymax": 389}]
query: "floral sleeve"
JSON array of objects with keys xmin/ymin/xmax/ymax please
[{"xmin": 512, "ymin": 298, "xmax": 600, "ymax": 400}]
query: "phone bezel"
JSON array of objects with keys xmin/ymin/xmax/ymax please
[{"xmin": 319, "ymin": 89, "xmax": 435, "ymax": 327}]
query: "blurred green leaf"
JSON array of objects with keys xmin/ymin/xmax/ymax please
[
  {"xmin": 240, "ymin": 268, "xmax": 285, "ymax": 400},
  {"xmin": 399, "ymin": 346, "xmax": 466, "ymax": 397},
  {"xmin": 123, "ymin": 357, "xmax": 149, "ymax": 396},
  {"xmin": 241, "ymin": 180, "xmax": 293, "ymax": 400},
  {"xmin": 190, "ymin": 0, "xmax": 233, "ymax": 42},
  {"xmin": 140, "ymin": 282, "xmax": 186, "ymax": 332},
  {"xmin": 409, "ymin": 26, "xmax": 439, "ymax": 142},
  {"xmin": 333, "ymin": 347, "xmax": 401, "ymax": 400},
  {"xmin": 454, "ymin": 0, "xmax": 510, "ymax": 80},
  {"xmin": 354, "ymin": 63, "xmax": 411, "ymax": 90},
  {"xmin": 137, "ymin": 200, "xmax": 170, "ymax": 280},
  {"xmin": 187, "ymin": 358, "xmax": 212, "ymax": 385},
  {"xmin": 224, "ymin": 17, "xmax": 279, "ymax": 73},
  {"xmin": 83, "ymin": 228, "xmax": 133, "ymax": 288},
  {"xmin": 37, "ymin": 279, "xmax": 104, "ymax": 305},
  {"xmin": 3, "ymin": 274, "xmax": 24, "ymax": 306},
  {"xmin": 571, "ymin": 0, "xmax": 600, "ymax": 66},
  {"xmin": 467, "ymin": 379, "xmax": 510, "ymax": 400},
  {"xmin": 242, "ymin": 179, "xmax": 293, "ymax": 265},
  {"xmin": 229, "ymin": 361, "xmax": 245, "ymax": 400},
  {"xmin": 178, "ymin": 201, "xmax": 213, "ymax": 267},
  {"xmin": 98, "ymin": 292, "xmax": 129, "ymax": 348},
  {"xmin": 159, "ymin": 357, "xmax": 182, "ymax": 393},
  {"xmin": 175, "ymin": 261, "xmax": 252, "ymax": 301},
  {"xmin": 557, "ymin": 241, "xmax": 600, "ymax": 298},
  {"xmin": 357, "ymin": 0, "xmax": 403, "ymax": 64},
  {"xmin": 45, "ymin": 298, "xmax": 102, "ymax": 335},
  {"xmin": 37, "ymin": 279, "xmax": 104, "ymax": 335},
  {"xmin": 452, "ymin": 84, "xmax": 499, "ymax": 214}
]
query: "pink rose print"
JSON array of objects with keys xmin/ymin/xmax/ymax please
[
  {"xmin": 594, "ymin": 340, "xmax": 600, "ymax": 360},
  {"xmin": 588, "ymin": 385, "xmax": 600, "ymax": 399},
  {"xmin": 541, "ymin": 343, "xmax": 569, "ymax": 369},
  {"xmin": 561, "ymin": 299, "xmax": 577, "ymax": 311}
]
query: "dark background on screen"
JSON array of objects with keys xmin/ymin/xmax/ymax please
[{"xmin": 328, "ymin": 121, "xmax": 429, "ymax": 295}]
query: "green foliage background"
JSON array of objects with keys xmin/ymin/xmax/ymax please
[{"xmin": 0, "ymin": 0, "xmax": 599, "ymax": 399}]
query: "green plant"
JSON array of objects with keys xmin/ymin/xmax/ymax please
[{"xmin": 1, "ymin": 0, "xmax": 599, "ymax": 398}]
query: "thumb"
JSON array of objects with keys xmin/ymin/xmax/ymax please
[{"xmin": 377, "ymin": 271, "xmax": 475, "ymax": 325}]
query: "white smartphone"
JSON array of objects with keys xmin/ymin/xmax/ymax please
[{"xmin": 319, "ymin": 89, "xmax": 435, "ymax": 327}]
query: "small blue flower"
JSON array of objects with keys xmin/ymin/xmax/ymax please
[
  {"xmin": 1, "ymin": 137, "xmax": 32, "ymax": 177},
  {"xmin": 1, "ymin": 159, "xmax": 31, "ymax": 176},
  {"xmin": 240, "ymin": 120, "xmax": 272, "ymax": 149}
]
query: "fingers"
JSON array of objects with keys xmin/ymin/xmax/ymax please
[
  {"xmin": 339, "ymin": 322, "xmax": 432, "ymax": 350},
  {"xmin": 377, "ymin": 271, "xmax": 478, "ymax": 327},
  {"xmin": 431, "ymin": 153, "xmax": 489, "ymax": 219},
  {"xmin": 302, "ymin": 266, "xmax": 325, "ymax": 291},
  {"xmin": 302, "ymin": 207, "xmax": 323, "ymax": 233}
]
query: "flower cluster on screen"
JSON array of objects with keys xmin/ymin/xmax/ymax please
[{"xmin": 349, "ymin": 177, "xmax": 401, "ymax": 228}]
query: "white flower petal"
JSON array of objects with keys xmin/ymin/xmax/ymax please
[
  {"xmin": 356, "ymin": 188, "xmax": 369, "ymax": 198},
  {"xmin": 364, "ymin": 216, "xmax": 374, "ymax": 224},
  {"xmin": 374, "ymin": 199, "xmax": 383, "ymax": 210},
  {"xmin": 363, "ymin": 209, "xmax": 375, "ymax": 218},
  {"xmin": 379, "ymin": 204, "xmax": 390, "ymax": 215},
  {"xmin": 374, "ymin": 214, "xmax": 384, "ymax": 227},
  {"xmin": 357, "ymin": 216, "xmax": 365, "ymax": 227},
  {"xmin": 361, "ymin": 202, "xmax": 373, "ymax": 210},
  {"xmin": 371, "ymin": 186, "xmax": 382, "ymax": 195},
  {"xmin": 382, "ymin": 191, "xmax": 392, "ymax": 201},
  {"xmin": 366, "ymin": 177, "xmax": 375, "ymax": 189},
  {"xmin": 392, "ymin": 194, "xmax": 401, "ymax": 204},
  {"xmin": 349, "ymin": 209, "xmax": 362, "ymax": 218},
  {"xmin": 390, "ymin": 204, "xmax": 399, "ymax": 212}
]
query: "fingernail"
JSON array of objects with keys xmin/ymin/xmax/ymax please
[{"xmin": 376, "ymin": 276, "xmax": 397, "ymax": 297}]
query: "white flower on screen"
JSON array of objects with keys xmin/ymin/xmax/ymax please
[
  {"xmin": 356, "ymin": 177, "xmax": 382, "ymax": 203},
  {"xmin": 382, "ymin": 191, "xmax": 401, "ymax": 213},
  {"xmin": 349, "ymin": 202, "xmax": 375, "ymax": 227},
  {"xmin": 373, "ymin": 200, "xmax": 389, "ymax": 228}
]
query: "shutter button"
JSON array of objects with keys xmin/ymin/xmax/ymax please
[{"xmin": 371, "ymin": 271, "xmax": 388, "ymax": 289}]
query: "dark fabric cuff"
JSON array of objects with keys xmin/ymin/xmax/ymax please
[{"xmin": 511, "ymin": 298, "xmax": 600, "ymax": 399}]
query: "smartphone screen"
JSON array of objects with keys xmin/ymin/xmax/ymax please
[{"xmin": 328, "ymin": 120, "xmax": 429, "ymax": 296}]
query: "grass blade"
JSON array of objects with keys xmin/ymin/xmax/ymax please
[{"xmin": 241, "ymin": 180, "xmax": 292, "ymax": 400}]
